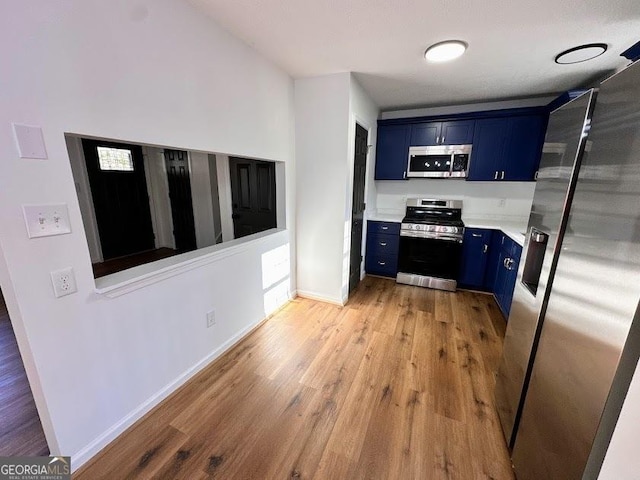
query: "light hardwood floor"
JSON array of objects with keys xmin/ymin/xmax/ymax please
[
  {"xmin": 74, "ymin": 277, "xmax": 514, "ymax": 479},
  {"xmin": 0, "ymin": 289, "xmax": 49, "ymax": 456}
]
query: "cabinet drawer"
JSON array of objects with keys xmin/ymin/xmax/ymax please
[
  {"xmin": 367, "ymin": 221, "xmax": 401, "ymax": 236},
  {"xmin": 365, "ymin": 254, "xmax": 398, "ymax": 278},
  {"xmin": 366, "ymin": 233, "xmax": 400, "ymax": 257}
]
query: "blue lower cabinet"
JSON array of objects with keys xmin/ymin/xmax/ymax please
[
  {"xmin": 502, "ymin": 242, "xmax": 522, "ymax": 316},
  {"xmin": 458, "ymin": 228, "xmax": 493, "ymax": 289},
  {"xmin": 365, "ymin": 254, "xmax": 398, "ymax": 278},
  {"xmin": 492, "ymin": 234, "xmax": 523, "ymax": 318},
  {"xmin": 365, "ymin": 221, "xmax": 400, "ymax": 278}
]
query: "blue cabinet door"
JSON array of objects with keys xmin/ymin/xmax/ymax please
[
  {"xmin": 375, "ymin": 124, "xmax": 410, "ymax": 180},
  {"xmin": 458, "ymin": 228, "xmax": 492, "ymax": 288},
  {"xmin": 493, "ymin": 235, "xmax": 523, "ymax": 318},
  {"xmin": 503, "ymin": 115, "xmax": 547, "ymax": 181},
  {"xmin": 409, "ymin": 122, "xmax": 440, "ymax": 146},
  {"xmin": 468, "ymin": 118, "xmax": 509, "ymax": 181},
  {"xmin": 494, "ymin": 248, "xmax": 509, "ymax": 316},
  {"xmin": 441, "ymin": 120, "xmax": 475, "ymax": 145},
  {"xmin": 502, "ymin": 243, "xmax": 522, "ymax": 316},
  {"xmin": 484, "ymin": 230, "xmax": 502, "ymax": 290}
]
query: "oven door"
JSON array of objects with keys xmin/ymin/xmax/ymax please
[{"xmin": 398, "ymin": 235, "xmax": 462, "ymax": 283}]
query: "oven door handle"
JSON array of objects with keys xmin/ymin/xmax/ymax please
[{"xmin": 400, "ymin": 231, "xmax": 463, "ymax": 242}]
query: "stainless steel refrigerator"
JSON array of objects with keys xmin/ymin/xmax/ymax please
[
  {"xmin": 495, "ymin": 89, "xmax": 597, "ymax": 448},
  {"xmin": 502, "ymin": 60, "xmax": 640, "ymax": 479}
]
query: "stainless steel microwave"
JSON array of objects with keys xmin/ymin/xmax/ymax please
[{"xmin": 407, "ymin": 145, "xmax": 472, "ymax": 178}]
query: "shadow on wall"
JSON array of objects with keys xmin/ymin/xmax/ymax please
[{"xmin": 261, "ymin": 244, "xmax": 291, "ymax": 316}]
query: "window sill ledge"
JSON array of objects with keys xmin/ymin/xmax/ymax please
[{"xmin": 94, "ymin": 228, "xmax": 287, "ymax": 298}]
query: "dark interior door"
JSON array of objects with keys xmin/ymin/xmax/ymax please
[
  {"xmin": 164, "ymin": 149, "xmax": 197, "ymax": 252},
  {"xmin": 82, "ymin": 139, "xmax": 154, "ymax": 260},
  {"xmin": 349, "ymin": 124, "xmax": 368, "ymax": 294},
  {"xmin": 229, "ymin": 157, "xmax": 276, "ymax": 239}
]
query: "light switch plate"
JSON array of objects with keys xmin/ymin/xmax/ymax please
[
  {"xmin": 23, "ymin": 204, "xmax": 72, "ymax": 238},
  {"xmin": 12, "ymin": 123, "xmax": 48, "ymax": 159}
]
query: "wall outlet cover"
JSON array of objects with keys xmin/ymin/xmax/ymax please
[
  {"xmin": 51, "ymin": 267, "xmax": 77, "ymax": 298},
  {"xmin": 12, "ymin": 123, "xmax": 48, "ymax": 159},
  {"xmin": 206, "ymin": 310, "xmax": 216, "ymax": 328}
]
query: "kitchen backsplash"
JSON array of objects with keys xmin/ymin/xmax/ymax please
[{"xmin": 374, "ymin": 179, "xmax": 535, "ymax": 220}]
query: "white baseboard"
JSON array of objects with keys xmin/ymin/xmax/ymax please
[
  {"xmin": 70, "ymin": 293, "xmax": 294, "ymax": 472},
  {"xmin": 296, "ymin": 289, "xmax": 344, "ymax": 306}
]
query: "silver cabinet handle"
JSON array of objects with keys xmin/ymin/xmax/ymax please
[
  {"xmin": 381, "ymin": 226, "xmax": 388, "ymax": 230},
  {"xmin": 436, "ymin": 135, "xmax": 440, "ymax": 144},
  {"xmin": 494, "ymin": 171, "xmax": 499, "ymax": 180},
  {"xmin": 442, "ymin": 136, "xmax": 445, "ymax": 144},
  {"xmin": 378, "ymin": 261, "xmax": 386, "ymax": 266},
  {"xmin": 501, "ymin": 171, "xmax": 505, "ymax": 180},
  {"xmin": 534, "ymin": 170, "xmax": 539, "ymax": 180},
  {"xmin": 380, "ymin": 242, "xmax": 387, "ymax": 246},
  {"xmin": 483, "ymin": 244, "xmax": 488, "ymax": 253},
  {"xmin": 403, "ymin": 171, "xmax": 406, "ymax": 179},
  {"xmin": 503, "ymin": 257, "xmax": 510, "ymax": 268},
  {"xmin": 472, "ymin": 233, "xmax": 482, "ymax": 237}
]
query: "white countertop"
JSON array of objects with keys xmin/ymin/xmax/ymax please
[
  {"xmin": 463, "ymin": 217, "xmax": 528, "ymax": 246},
  {"xmin": 367, "ymin": 211, "xmax": 528, "ymax": 246}
]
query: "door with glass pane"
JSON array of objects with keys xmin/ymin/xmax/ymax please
[{"xmin": 82, "ymin": 139, "xmax": 155, "ymax": 260}]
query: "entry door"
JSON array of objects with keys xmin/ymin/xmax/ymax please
[
  {"xmin": 82, "ymin": 139, "xmax": 155, "ymax": 260},
  {"xmin": 349, "ymin": 124, "xmax": 368, "ymax": 294},
  {"xmin": 229, "ymin": 157, "xmax": 276, "ymax": 239},
  {"xmin": 164, "ymin": 149, "xmax": 197, "ymax": 252}
]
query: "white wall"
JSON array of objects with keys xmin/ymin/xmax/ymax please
[
  {"xmin": 189, "ymin": 151, "xmax": 216, "ymax": 249},
  {"xmin": 0, "ymin": 0, "xmax": 295, "ymax": 469},
  {"xmin": 342, "ymin": 77, "xmax": 380, "ymax": 301},
  {"xmin": 295, "ymin": 73, "xmax": 351, "ymax": 304},
  {"xmin": 375, "ymin": 180, "xmax": 536, "ymax": 221},
  {"xmin": 208, "ymin": 154, "xmax": 223, "ymax": 244},
  {"xmin": 66, "ymin": 136, "xmax": 103, "ymax": 263},
  {"xmin": 215, "ymin": 154, "xmax": 235, "ymax": 242},
  {"xmin": 599, "ymin": 359, "xmax": 640, "ymax": 479},
  {"xmin": 143, "ymin": 146, "xmax": 175, "ymax": 250},
  {"xmin": 380, "ymin": 96, "xmax": 557, "ymax": 120},
  {"xmin": 295, "ymin": 73, "xmax": 379, "ymax": 304}
]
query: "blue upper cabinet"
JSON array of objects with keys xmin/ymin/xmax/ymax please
[
  {"xmin": 375, "ymin": 108, "xmax": 546, "ymax": 182},
  {"xmin": 409, "ymin": 120, "xmax": 475, "ymax": 146},
  {"xmin": 375, "ymin": 124, "xmax": 410, "ymax": 180},
  {"xmin": 440, "ymin": 120, "xmax": 475, "ymax": 145},
  {"xmin": 469, "ymin": 118, "xmax": 508, "ymax": 181},
  {"xmin": 502, "ymin": 115, "xmax": 547, "ymax": 181},
  {"xmin": 468, "ymin": 114, "xmax": 547, "ymax": 181},
  {"xmin": 410, "ymin": 122, "xmax": 440, "ymax": 146}
]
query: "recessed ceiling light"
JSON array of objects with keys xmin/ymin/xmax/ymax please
[
  {"xmin": 555, "ymin": 43, "xmax": 607, "ymax": 64},
  {"xmin": 425, "ymin": 40, "xmax": 468, "ymax": 63}
]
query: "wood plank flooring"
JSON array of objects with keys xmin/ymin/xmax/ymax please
[
  {"xmin": 74, "ymin": 277, "xmax": 513, "ymax": 479},
  {"xmin": 0, "ymin": 289, "xmax": 49, "ymax": 456}
]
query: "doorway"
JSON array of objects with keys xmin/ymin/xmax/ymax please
[
  {"xmin": 0, "ymin": 287, "xmax": 48, "ymax": 455},
  {"xmin": 348, "ymin": 123, "xmax": 368, "ymax": 294},
  {"xmin": 82, "ymin": 139, "xmax": 155, "ymax": 260},
  {"xmin": 164, "ymin": 149, "xmax": 197, "ymax": 252},
  {"xmin": 229, "ymin": 157, "xmax": 277, "ymax": 239}
]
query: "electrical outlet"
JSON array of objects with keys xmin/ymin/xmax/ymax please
[
  {"xmin": 51, "ymin": 267, "xmax": 77, "ymax": 298},
  {"xmin": 498, "ymin": 198, "xmax": 506, "ymax": 208},
  {"xmin": 206, "ymin": 310, "xmax": 216, "ymax": 328}
]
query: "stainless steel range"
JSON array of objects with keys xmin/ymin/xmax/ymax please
[{"xmin": 396, "ymin": 198, "xmax": 464, "ymax": 292}]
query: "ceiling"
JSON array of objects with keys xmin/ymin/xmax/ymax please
[{"xmin": 187, "ymin": 0, "xmax": 640, "ymax": 110}]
